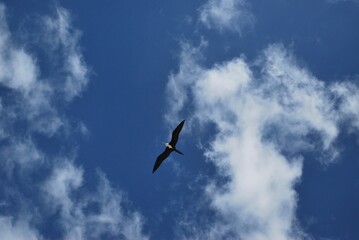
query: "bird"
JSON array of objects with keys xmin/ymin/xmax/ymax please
[{"xmin": 153, "ymin": 120, "xmax": 185, "ymax": 173}]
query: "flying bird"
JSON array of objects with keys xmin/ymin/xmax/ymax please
[{"xmin": 153, "ymin": 120, "xmax": 185, "ymax": 173}]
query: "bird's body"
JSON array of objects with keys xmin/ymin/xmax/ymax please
[
  {"xmin": 165, "ymin": 143, "xmax": 173, "ymax": 149},
  {"xmin": 153, "ymin": 120, "xmax": 185, "ymax": 173}
]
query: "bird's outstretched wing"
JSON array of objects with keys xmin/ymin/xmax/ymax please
[
  {"xmin": 169, "ymin": 120, "xmax": 185, "ymax": 147},
  {"xmin": 153, "ymin": 148, "xmax": 172, "ymax": 173}
]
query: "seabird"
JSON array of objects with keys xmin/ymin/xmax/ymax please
[{"xmin": 152, "ymin": 120, "xmax": 185, "ymax": 173}]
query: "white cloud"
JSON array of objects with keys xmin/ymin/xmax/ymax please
[
  {"xmin": 0, "ymin": 3, "xmax": 147, "ymax": 240},
  {"xmin": 87, "ymin": 172, "xmax": 148, "ymax": 240},
  {"xmin": 0, "ymin": 2, "xmax": 90, "ymax": 165},
  {"xmin": 42, "ymin": 162, "xmax": 148, "ymax": 240},
  {"xmin": 165, "ymin": 42, "xmax": 205, "ymax": 126},
  {"xmin": 43, "ymin": 7, "xmax": 89, "ymax": 101},
  {"xmin": 43, "ymin": 160, "xmax": 83, "ymax": 216},
  {"xmin": 199, "ymin": 0, "xmax": 254, "ymax": 33},
  {"xmin": 6, "ymin": 49, "xmax": 38, "ymax": 91},
  {"xmin": 0, "ymin": 138, "xmax": 44, "ymax": 176},
  {"xmin": 166, "ymin": 43, "xmax": 359, "ymax": 239},
  {"xmin": 326, "ymin": 0, "xmax": 359, "ymax": 4},
  {"xmin": 0, "ymin": 3, "xmax": 63, "ymax": 137},
  {"xmin": 0, "ymin": 216, "xmax": 42, "ymax": 240},
  {"xmin": 331, "ymin": 81, "xmax": 359, "ymax": 131}
]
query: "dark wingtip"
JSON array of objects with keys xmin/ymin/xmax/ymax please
[{"xmin": 180, "ymin": 119, "xmax": 185, "ymax": 126}]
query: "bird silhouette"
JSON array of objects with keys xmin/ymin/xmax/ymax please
[{"xmin": 153, "ymin": 120, "xmax": 185, "ymax": 173}]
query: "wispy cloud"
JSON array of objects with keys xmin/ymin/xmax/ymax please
[
  {"xmin": 326, "ymin": 0, "xmax": 359, "ymax": 4},
  {"xmin": 43, "ymin": 162, "xmax": 148, "ymax": 240},
  {"xmin": 166, "ymin": 43, "xmax": 359, "ymax": 239},
  {"xmin": 331, "ymin": 81, "xmax": 359, "ymax": 131},
  {"xmin": 42, "ymin": 7, "xmax": 89, "ymax": 101},
  {"xmin": 0, "ymin": 138, "xmax": 44, "ymax": 177},
  {"xmin": 0, "ymin": 216, "xmax": 42, "ymax": 240},
  {"xmin": 0, "ymin": 3, "xmax": 147, "ymax": 240},
  {"xmin": 0, "ymin": 4, "xmax": 62, "ymax": 137},
  {"xmin": 199, "ymin": 0, "xmax": 254, "ymax": 34}
]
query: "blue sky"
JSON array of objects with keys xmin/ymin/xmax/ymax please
[{"xmin": 0, "ymin": 0, "xmax": 358, "ymax": 239}]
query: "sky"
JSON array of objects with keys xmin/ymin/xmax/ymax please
[{"xmin": 0, "ymin": 0, "xmax": 358, "ymax": 240}]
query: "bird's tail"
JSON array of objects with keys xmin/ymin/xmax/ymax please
[{"xmin": 174, "ymin": 149, "xmax": 184, "ymax": 155}]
